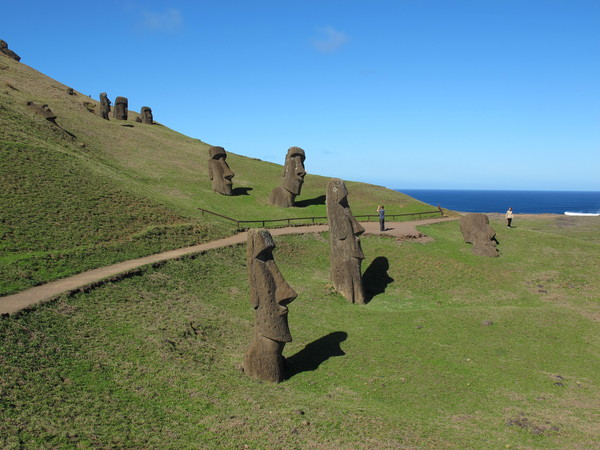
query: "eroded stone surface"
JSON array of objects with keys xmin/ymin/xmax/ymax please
[
  {"xmin": 326, "ymin": 178, "xmax": 366, "ymax": 304},
  {"xmin": 243, "ymin": 229, "xmax": 297, "ymax": 382},
  {"xmin": 208, "ymin": 146, "xmax": 234, "ymax": 195},
  {"xmin": 459, "ymin": 213, "xmax": 499, "ymax": 257},
  {"xmin": 268, "ymin": 147, "xmax": 306, "ymax": 207}
]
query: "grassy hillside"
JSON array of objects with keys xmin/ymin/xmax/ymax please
[
  {"xmin": 0, "ymin": 54, "xmax": 434, "ymax": 295},
  {"xmin": 1, "ymin": 216, "xmax": 599, "ymax": 447}
]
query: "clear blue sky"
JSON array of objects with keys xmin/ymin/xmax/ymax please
[{"xmin": 3, "ymin": 0, "xmax": 599, "ymax": 190}]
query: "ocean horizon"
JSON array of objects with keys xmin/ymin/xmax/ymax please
[{"xmin": 396, "ymin": 189, "xmax": 600, "ymax": 215}]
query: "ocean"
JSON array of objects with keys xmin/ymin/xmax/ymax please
[{"xmin": 397, "ymin": 189, "xmax": 600, "ymax": 215}]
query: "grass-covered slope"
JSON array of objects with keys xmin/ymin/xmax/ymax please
[
  {"xmin": 0, "ymin": 54, "xmax": 432, "ymax": 295},
  {"xmin": 1, "ymin": 216, "xmax": 599, "ymax": 447}
]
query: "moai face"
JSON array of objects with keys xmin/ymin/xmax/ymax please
[
  {"xmin": 140, "ymin": 106, "xmax": 153, "ymax": 124},
  {"xmin": 99, "ymin": 93, "xmax": 111, "ymax": 120},
  {"xmin": 459, "ymin": 214, "xmax": 498, "ymax": 257},
  {"xmin": 114, "ymin": 96, "xmax": 128, "ymax": 120},
  {"xmin": 247, "ymin": 229, "xmax": 297, "ymax": 343},
  {"xmin": 208, "ymin": 146, "xmax": 234, "ymax": 195},
  {"xmin": 326, "ymin": 178, "xmax": 366, "ymax": 304},
  {"xmin": 281, "ymin": 147, "xmax": 306, "ymax": 195}
]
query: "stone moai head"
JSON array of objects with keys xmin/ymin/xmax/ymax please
[
  {"xmin": 459, "ymin": 213, "xmax": 498, "ymax": 257},
  {"xmin": 268, "ymin": 147, "xmax": 306, "ymax": 207},
  {"xmin": 243, "ymin": 229, "xmax": 297, "ymax": 382},
  {"xmin": 99, "ymin": 93, "xmax": 111, "ymax": 120},
  {"xmin": 114, "ymin": 96, "xmax": 128, "ymax": 120},
  {"xmin": 140, "ymin": 106, "xmax": 153, "ymax": 124},
  {"xmin": 208, "ymin": 146, "xmax": 234, "ymax": 195},
  {"xmin": 326, "ymin": 178, "xmax": 366, "ymax": 304},
  {"xmin": 0, "ymin": 40, "xmax": 21, "ymax": 62}
]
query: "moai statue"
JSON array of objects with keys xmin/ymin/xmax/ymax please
[
  {"xmin": 0, "ymin": 40, "xmax": 21, "ymax": 62},
  {"xmin": 140, "ymin": 106, "xmax": 153, "ymax": 124},
  {"xmin": 268, "ymin": 147, "xmax": 306, "ymax": 207},
  {"xmin": 208, "ymin": 146, "xmax": 234, "ymax": 195},
  {"xmin": 326, "ymin": 178, "xmax": 366, "ymax": 304},
  {"xmin": 243, "ymin": 229, "xmax": 297, "ymax": 383},
  {"xmin": 99, "ymin": 93, "xmax": 111, "ymax": 120},
  {"xmin": 113, "ymin": 96, "xmax": 128, "ymax": 120},
  {"xmin": 459, "ymin": 213, "xmax": 499, "ymax": 257}
]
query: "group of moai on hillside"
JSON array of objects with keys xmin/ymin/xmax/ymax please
[
  {"xmin": 241, "ymin": 179, "xmax": 366, "ymax": 382},
  {"xmin": 99, "ymin": 93, "xmax": 154, "ymax": 124},
  {"xmin": 208, "ymin": 145, "xmax": 306, "ymax": 207}
]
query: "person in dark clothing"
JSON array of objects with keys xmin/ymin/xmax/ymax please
[{"xmin": 377, "ymin": 205, "xmax": 385, "ymax": 231}]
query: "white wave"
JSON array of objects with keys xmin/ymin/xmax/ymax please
[{"xmin": 564, "ymin": 211, "xmax": 600, "ymax": 216}]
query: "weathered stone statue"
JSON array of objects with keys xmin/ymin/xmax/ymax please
[
  {"xmin": 140, "ymin": 106, "xmax": 153, "ymax": 124},
  {"xmin": 268, "ymin": 147, "xmax": 306, "ymax": 207},
  {"xmin": 326, "ymin": 178, "xmax": 366, "ymax": 304},
  {"xmin": 113, "ymin": 96, "xmax": 128, "ymax": 120},
  {"xmin": 0, "ymin": 40, "xmax": 20, "ymax": 62},
  {"xmin": 243, "ymin": 229, "xmax": 297, "ymax": 382},
  {"xmin": 208, "ymin": 146, "xmax": 234, "ymax": 195},
  {"xmin": 459, "ymin": 213, "xmax": 499, "ymax": 257},
  {"xmin": 99, "ymin": 93, "xmax": 111, "ymax": 120}
]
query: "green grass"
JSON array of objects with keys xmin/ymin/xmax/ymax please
[{"xmin": 2, "ymin": 216, "xmax": 599, "ymax": 448}]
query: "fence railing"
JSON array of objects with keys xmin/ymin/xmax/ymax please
[{"xmin": 198, "ymin": 206, "xmax": 445, "ymax": 230}]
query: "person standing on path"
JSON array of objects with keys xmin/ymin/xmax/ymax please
[
  {"xmin": 506, "ymin": 207, "xmax": 514, "ymax": 228},
  {"xmin": 377, "ymin": 205, "xmax": 385, "ymax": 231}
]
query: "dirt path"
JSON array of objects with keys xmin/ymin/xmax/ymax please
[{"xmin": 0, "ymin": 217, "xmax": 456, "ymax": 315}]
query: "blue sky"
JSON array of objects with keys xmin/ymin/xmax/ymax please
[{"xmin": 3, "ymin": 0, "xmax": 599, "ymax": 190}]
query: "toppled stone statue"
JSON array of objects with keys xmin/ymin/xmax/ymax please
[
  {"xmin": 243, "ymin": 229, "xmax": 297, "ymax": 382},
  {"xmin": 326, "ymin": 178, "xmax": 366, "ymax": 304},
  {"xmin": 459, "ymin": 213, "xmax": 499, "ymax": 257},
  {"xmin": 208, "ymin": 146, "xmax": 234, "ymax": 195},
  {"xmin": 268, "ymin": 147, "xmax": 306, "ymax": 207},
  {"xmin": 113, "ymin": 96, "xmax": 128, "ymax": 120},
  {"xmin": 140, "ymin": 106, "xmax": 153, "ymax": 124},
  {"xmin": 99, "ymin": 92, "xmax": 111, "ymax": 120},
  {"xmin": 0, "ymin": 40, "xmax": 20, "ymax": 62},
  {"xmin": 26, "ymin": 101, "xmax": 57, "ymax": 122}
]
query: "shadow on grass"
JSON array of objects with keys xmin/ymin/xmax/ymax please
[
  {"xmin": 232, "ymin": 187, "xmax": 253, "ymax": 196},
  {"xmin": 295, "ymin": 195, "xmax": 326, "ymax": 207},
  {"xmin": 363, "ymin": 256, "xmax": 394, "ymax": 303},
  {"xmin": 285, "ymin": 331, "xmax": 347, "ymax": 379}
]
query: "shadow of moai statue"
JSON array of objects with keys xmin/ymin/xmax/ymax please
[
  {"xmin": 268, "ymin": 147, "xmax": 306, "ymax": 207},
  {"xmin": 243, "ymin": 229, "xmax": 297, "ymax": 383},
  {"xmin": 208, "ymin": 146, "xmax": 234, "ymax": 195},
  {"xmin": 113, "ymin": 96, "xmax": 128, "ymax": 120},
  {"xmin": 0, "ymin": 40, "xmax": 20, "ymax": 62},
  {"xmin": 459, "ymin": 213, "xmax": 499, "ymax": 257},
  {"xmin": 99, "ymin": 93, "xmax": 111, "ymax": 120},
  {"xmin": 140, "ymin": 106, "xmax": 153, "ymax": 124},
  {"xmin": 326, "ymin": 178, "xmax": 366, "ymax": 304}
]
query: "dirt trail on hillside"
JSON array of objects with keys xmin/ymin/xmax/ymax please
[{"xmin": 0, "ymin": 217, "xmax": 456, "ymax": 315}]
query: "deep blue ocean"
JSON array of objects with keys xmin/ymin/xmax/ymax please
[{"xmin": 397, "ymin": 189, "xmax": 600, "ymax": 215}]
